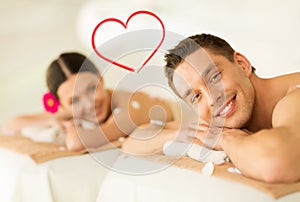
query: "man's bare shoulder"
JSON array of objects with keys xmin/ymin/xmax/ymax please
[
  {"xmin": 272, "ymin": 86, "xmax": 300, "ymax": 128},
  {"xmin": 271, "ymin": 72, "xmax": 300, "ymax": 94}
]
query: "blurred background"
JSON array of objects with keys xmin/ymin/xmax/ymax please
[{"xmin": 0, "ymin": 0, "xmax": 299, "ymax": 127}]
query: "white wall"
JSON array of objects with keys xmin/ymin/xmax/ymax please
[
  {"xmin": 0, "ymin": 0, "xmax": 299, "ymax": 127},
  {"xmin": 0, "ymin": 0, "xmax": 89, "ymax": 126}
]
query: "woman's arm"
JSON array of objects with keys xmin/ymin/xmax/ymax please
[
  {"xmin": 65, "ymin": 91, "xmax": 177, "ymax": 151},
  {"xmin": 121, "ymin": 121, "xmax": 180, "ymax": 155},
  {"xmin": 63, "ymin": 115, "xmax": 127, "ymax": 151}
]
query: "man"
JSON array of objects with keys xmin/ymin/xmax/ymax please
[{"xmin": 164, "ymin": 33, "xmax": 300, "ymax": 183}]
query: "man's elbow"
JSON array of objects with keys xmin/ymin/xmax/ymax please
[
  {"xmin": 259, "ymin": 156, "xmax": 299, "ymax": 183},
  {"xmin": 121, "ymin": 138, "xmax": 144, "ymax": 155},
  {"xmin": 121, "ymin": 137, "xmax": 161, "ymax": 155}
]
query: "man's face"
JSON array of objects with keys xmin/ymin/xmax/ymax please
[{"xmin": 173, "ymin": 48, "xmax": 255, "ymax": 128}]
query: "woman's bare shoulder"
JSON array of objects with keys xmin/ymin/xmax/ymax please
[{"xmin": 109, "ymin": 89, "xmax": 151, "ymax": 104}]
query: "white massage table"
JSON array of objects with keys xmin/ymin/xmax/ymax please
[{"xmin": 1, "ymin": 147, "xmax": 299, "ymax": 202}]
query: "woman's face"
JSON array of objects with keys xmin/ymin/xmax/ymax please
[{"xmin": 57, "ymin": 72, "xmax": 110, "ymax": 123}]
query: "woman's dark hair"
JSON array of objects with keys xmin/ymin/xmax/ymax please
[{"xmin": 46, "ymin": 52, "xmax": 100, "ymax": 99}]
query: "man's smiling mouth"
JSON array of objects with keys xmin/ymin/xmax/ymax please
[{"xmin": 214, "ymin": 95, "xmax": 236, "ymax": 118}]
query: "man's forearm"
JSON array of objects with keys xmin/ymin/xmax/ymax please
[
  {"xmin": 121, "ymin": 125, "xmax": 176, "ymax": 155},
  {"xmin": 221, "ymin": 127, "xmax": 300, "ymax": 183}
]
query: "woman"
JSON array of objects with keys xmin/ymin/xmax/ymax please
[{"xmin": 2, "ymin": 52, "xmax": 174, "ymax": 151}]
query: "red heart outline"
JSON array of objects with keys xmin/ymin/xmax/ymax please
[{"xmin": 91, "ymin": 10, "xmax": 165, "ymax": 72}]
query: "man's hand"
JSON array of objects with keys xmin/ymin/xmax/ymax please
[
  {"xmin": 189, "ymin": 122, "xmax": 252, "ymax": 151},
  {"xmin": 219, "ymin": 128, "xmax": 252, "ymax": 155},
  {"xmin": 220, "ymin": 128, "xmax": 252, "ymax": 146}
]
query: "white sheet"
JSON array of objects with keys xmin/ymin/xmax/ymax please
[
  {"xmin": 97, "ymin": 154, "xmax": 300, "ymax": 202},
  {"xmin": 0, "ymin": 148, "xmax": 120, "ymax": 202},
  {"xmin": 1, "ymin": 147, "xmax": 300, "ymax": 202}
]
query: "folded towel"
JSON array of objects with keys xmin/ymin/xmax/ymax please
[
  {"xmin": 163, "ymin": 140, "xmax": 189, "ymax": 156},
  {"xmin": 21, "ymin": 126, "xmax": 65, "ymax": 145},
  {"xmin": 20, "ymin": 119, "xmax": 97, "ymax": 146},
  {"xmin": 163, "ymin": 141, "xmax": 227, "ymax": 165},
  {"xmin": 187, "ymin": 143, "xmax": 227, "ymax": 164}
]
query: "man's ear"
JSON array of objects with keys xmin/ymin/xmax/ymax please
[
  {"xmin": 234, "ymin": 52, "xmax": 252, "ymax": 77},
  {"xmin": 98, "ymin": 76, "xmax": 104, "ymax": 85}
]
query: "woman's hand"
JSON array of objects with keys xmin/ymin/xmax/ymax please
[
  {"xmin": 61, "ymin": 120, "xmax": 85, "ymax": 151},
  {"xmin": 1, "ymin": 111, "xmax": 72, "ymax": 136},
  {"xmin": 1, "ymin": 119, "xmax": 19, "ymax": 135},
  {"xmin": 49, "ymin": 112, "xmax": 72, "ymax": 129}
]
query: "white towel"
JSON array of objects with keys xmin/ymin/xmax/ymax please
[
  {"xmin": 187, "ymin": 143, "xmax": 227, "ymax": 165},
  {"xmin": 20, "ymin": 120, "xmax": 97, "ymax": 145},
  {"xmin": 163, "ymin": 140, "xmax": 227, "ymax": 165},
  {"xmin": 21, "ymin": 126, "xmax": 65, "ymax": 145},
  {"xmin": 163, "ymin": 140, "xmax": 190, "ymax": 156}
]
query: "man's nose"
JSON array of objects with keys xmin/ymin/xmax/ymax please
[
  {"xmin": 207, "ymin": 85, "xmax": 225, "ymax": 105},
  {"xmin": 203, "ymin": 90, "xmax": 214, "ymax": 108},
  {"xmin": 202, "ymin": 89, "xmax": 225, "ymax": 118},
  {"xmin": 194, "ymin": 90, "xmax": 213, "ymax": 120},
  {"xmin": 82, "ymin": 97, "xmax": 94, "ymax": 110}
]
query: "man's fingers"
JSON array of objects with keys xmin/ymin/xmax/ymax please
[
  {"xmin": 189, "ymin": 123, "xmax": 209, "ymax": 131},
  {"xmin": 193, "ymin": 137, "xmax": 206, "ymax": 145},
  {"xmin": 220, "ymin": 129, "xmax": 247, "ymax": 151}
]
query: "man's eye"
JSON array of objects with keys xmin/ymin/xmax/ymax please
[
  {"xmin": 88, "ymin": 85, "xmax": 96, "ymax": 92},
  {"xmin": 72, "ymin": 97, "xmax": 79, "ymax": 104},
  {"xmin": 209, "ymin": 72, "xmax": 222, "ymax": 83},
  {"xmin": 191, "ymin": 93, "xmax": 201, "ymax": 104}
]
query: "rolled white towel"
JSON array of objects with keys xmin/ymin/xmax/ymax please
[
  {"xmin": 21, "ymin": 120, "xmax": 97, "ymax": 146},
  {"xmin": 163, "ymin": 140, "xmax": 190, "ymax": 156},
  {"xmin": 81, "ymin": 119, "xmax": 97, "ymax": 129},
  {"xmin": 21, "ymin": 126, "xmax": 65, "ymax": 145},
  {"xmin": 187, "ymin": 143, "xmax": 227, "ymax": 165}
]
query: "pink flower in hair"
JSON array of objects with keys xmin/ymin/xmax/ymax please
[{"xmin": 43, "ymin": 92, "xmax": 59, "ymax": 113}]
